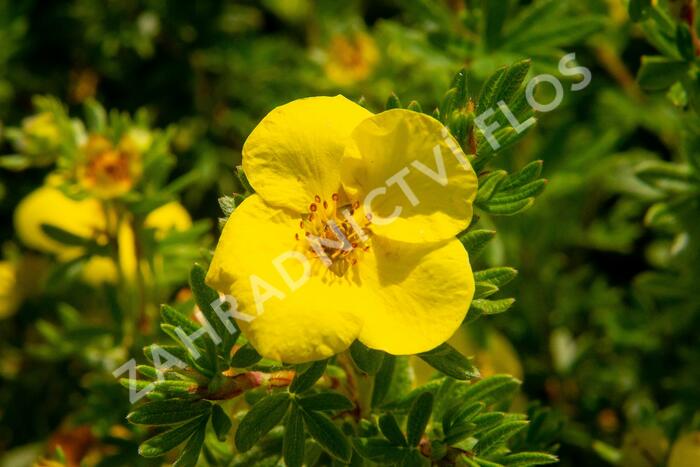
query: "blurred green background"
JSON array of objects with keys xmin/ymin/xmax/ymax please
[{"xmin": 1, "ymin": 0, "xmax": 699, "ymax": 466}]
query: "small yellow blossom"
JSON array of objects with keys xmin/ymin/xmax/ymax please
[
  {"xmin": 14, "ymin": 185, "xmax": 191, "ymax": 285},
  {"xmin": 324, "ymin": 32, "xmax": 379, "ymax": 86},
  {"xmin": 76, "ymin": 132, "xmax": 144, "ymax": 199},
  {"xmin": 14, "ymin": 112, "xmax": 62, "ymax": 166},
  {"xmin": 0, "ymin": 261, "xmax": 20, "ymax": 319},
  {"xmin": 14, "ymin": 185, "xmax": 106, "ymax": 261},
  {"xmin": 0, "ymin": 255, "xmax": 48, "ymax": 319},
  {"xmin": 207, "ymin": 96, "xmax": 477, "ymax": 363}
]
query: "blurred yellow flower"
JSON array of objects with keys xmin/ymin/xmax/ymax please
[
  {"xmin": 0, "ymin": 255, "xmax": 48, "ymax": 319},
  {"xmin": 0, "ymin": 261, "xmax": 20, "ymax": 319},
  {"xmin": 14, "ymin": 184, "xmax": 106, "ymax": 260},
  {"xmin": 76, "ymin": 132, "xmax": 145, "ymax": 199},
  {"xmin": 13, "ymin": 112, "xmax": 62, "ymax": 166},
  {"xmin": 14, "ymin": 184, "xmax": 191, "ymax": 285},
  {"xmin": 324, "ymin": 31, "xmax": 379, "ymax": 86},
  {"xmin": 668, "ymin": 432, "xmax": 700, "ymax": 467},
  {"xmin": 207, "ymin": 96, "xmax": 477, "ymax": 363},
  {"xmin": 144, "ymin": 201, "xmax": 193, "ymax": 237}
]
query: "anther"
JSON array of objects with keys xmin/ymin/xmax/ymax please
[
  {"xmin": 323, "ymin": 200, "xmax": 328, "ymax": 209},
  {"xmin": 314, "ymin": 195, "xmax": 321, "ymax": 203},
  {"xmin": 332, "ymin": 193, "xmax": 339, "ymax": 202},
  {"xmin": 310, "ymin": 203, "xmax": 317, "ymax": 212}
]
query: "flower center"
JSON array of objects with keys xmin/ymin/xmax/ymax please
[{"xmin": 296, "ymin": 193, "xmax": 372, "ymax": 277}]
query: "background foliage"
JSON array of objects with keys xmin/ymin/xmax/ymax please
[{"xmin": 0, "ymin": 0, "xmax": 699, "ymax": 466}]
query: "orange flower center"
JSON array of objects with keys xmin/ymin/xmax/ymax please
[{"xmin": 296, "ymin": 193, "xmax": 371, "ymax": 277}]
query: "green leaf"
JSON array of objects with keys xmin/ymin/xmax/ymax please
[
  {"xmin": 451, "ymin": 68, "xmax": 469, "ymax": 108},
  {"xmin": 482, "ymin": 0, "xmax": 509, "ymax": 50},
  {"xmin": 491, "ymin": 179, "xmax": 547, "ymax": 204},
  {"xmin": 462, "ymin": 375, "xmax": 521, "ymax": 405},
  {"xmin": 676, "ymin": 23, "xmax": 695, "ymax": 61},
  {"xmin": 494, "ymin": 60, "xmax": 531, "ymax": 105},
  {"xmin": 386, "ymin": 93, "xmax": 402, "ymax": 109},
  {"xmin": 471, "ymin": 298, "xmax": 516, "ymax": 315},
  {"xmin": 500, "ymin": 161, "xmax": 543, "ymax": 191},
  {"xmin": 476, "ymin": 67, "xmax": 507, "ymax": 115},
  {"xmin": 637, "ymin": 56, "xmax": 689, "ymax": 91},
  {"xmin": 353, "ymin": 438, "xmax": 407, "ymax": 463},
  {"xmin": 235, "ymin": 166, "xmax": 254, "ymax": 194},
  {"xmin": 283, "ymin": 404, "xmax": 305, "ymax": 467},
  {"xmin": 40, "ymin": 224, "xmax": 93, "ymax": 247},
  {"xmin": 372, "ymin": 355, "xmax": 396, "ymax": 408},
  {"xmin": 444, "ymin": 401, "xmax": 485, "ymax": 434},
  {"xmin": 379, "ymin": 413, "xmax": 407, "ymax": 446},
  {"xmin": 190, "ymin": 264, "xmax": 233, "ymax": 351},
  {"xmin": 301, "ymin": 409, "xmax": 352, "ymax": 462},
  {"xmin": 476, "ymin": 171, "xmax": 508, "ymax": 203},
  {"xmin": 480, "ymin": 198, "xmax": 535, "ymax": 216},
  {"xmin": 230, "ymin": 343, "xmax": 262, "ymax": 368},
  {"xmin": 138, "ymin": 416, "xmax": 206, "ymax": 457},
  {"xmin": 83, "ymin": 99, "xmax": 107, "ymax": 133},
  {"xmin": 160, "ymin": 305, "xmax": 200, "ymax": 335},
  {"xmin": 298, "ymin": 392, "xmax": 354, "ymax": 412},
  {"xmin": 475, "ymin": 421, "xmax": 529, "ymax": 456},
  {"xmin": 290, "ymin": 359, "xmax": 328, "ymax": 393},
  {"xmin": 0, "ymin": 154, "xmax": 31, "ymax": 170},
  {"xmin": 474, "ymin": 267, "xmax": 518, "ymax": 288},
  {"xmin": 350, "ymin": 340, "xmax": 385, "ymax": 375},
  {"xmin": 459, "ymin": 230, "xmax": 496, "ymax": 258},
  {"xmin": 401, "ymin": 449, "xmax": 430, "ymax": 466},
  {"xmin": 211, "ymin": 404, "xmax": 232, "ymax": 441},
  {"xmin": 628, "ymin": 0, "xmax": 651, "ymax": 21},
  {"xmin": 128, "ymin": 400, "xmax": 211, "ymax": 425},
  {"xmin": 235, "ymin": 393, "xmax": 290, "ymax": 452},
  {"xmin": 506, "ymin": 16, "xmax": 605, "ymax": 50},
  {"xmin": 475, "ymin": 282, "xmax": 499, "ymax": 299},
  {"xmin": 407, "ymin": 100, "xmax": 423, "ymax": 112},
  {"xmin": 502, "ymin": 452, "xmax": 559, "ymax": 466},
  {"xmin": 218, "ymin": 195, "xmax": 236, "ymax": 218},
  {"xmin": 418, "ymin": 343, "xmax": 480, "ymax": 380},
  {"xmin": 172, "ymin": 419, "xmax": 207, "ymax": 467},
  {"xmin": 406, "ymin": 392, "xmax": 433, "ymax": 446}
]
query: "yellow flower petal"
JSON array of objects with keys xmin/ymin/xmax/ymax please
[
  {"xmin": 82, "ymin": 256, "xmax": 119, "ymax": 285},
  {"xmin": 144, "ymin": 201, "xmax": 192, "ymax": 236},
  {"xmin": 13, "ymin": 186, "xmax": 105, "ymax": 259},
  {"xmin": 243, "ymin": 96, "xmax": 372, "ymax": 213},
  {"xmin": 356, "ymin": 236, "xmax": 474, "ymax": 354},
  {"xmin": 342, "ymin": 109, "xmax": 477, "ymax": 243},
  {"xmin": 206, "ymin": 195, "xmax": 366, "ymax": 363}
]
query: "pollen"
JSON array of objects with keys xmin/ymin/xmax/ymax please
[{"xmin": 295, "ymin": 193, "xmax": 371, "ymax": 276}]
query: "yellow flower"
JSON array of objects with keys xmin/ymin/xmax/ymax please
[
  {"xmin": 14, "ymin": 112, "xmax": 62, "ymax": 166},
  {"xmin": 206, "ymin": 96, "xmax": 477, "ymax": 363},
  {"xmin": 0, "ymin": 261, "xmax": 20, "ymax": 319},
  {"xmin": 14, "ymin": 185, "xmax": 106, "ymax": 261},
  {"xmin": 76, "ymin": 132, "xmax": 144, "ymax": 199},
  {"xmin": 324, "ymin": 32, "xmax": 379, "ymax": 86},
  {"xmin": 668, "ymin": 432, "xmax": 700, "ymax": 467},
  {"xmin": 0, "ymin": 255, "xmax": 49, "ymax": 319},
  {"xmin": 14, "ymin": 185, "xmax": 191, "ymax": 285}
]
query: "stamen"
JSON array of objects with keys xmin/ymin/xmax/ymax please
[{"xmin": 295, "ymin": 195, "xmax": 371, "ymax": 277}]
